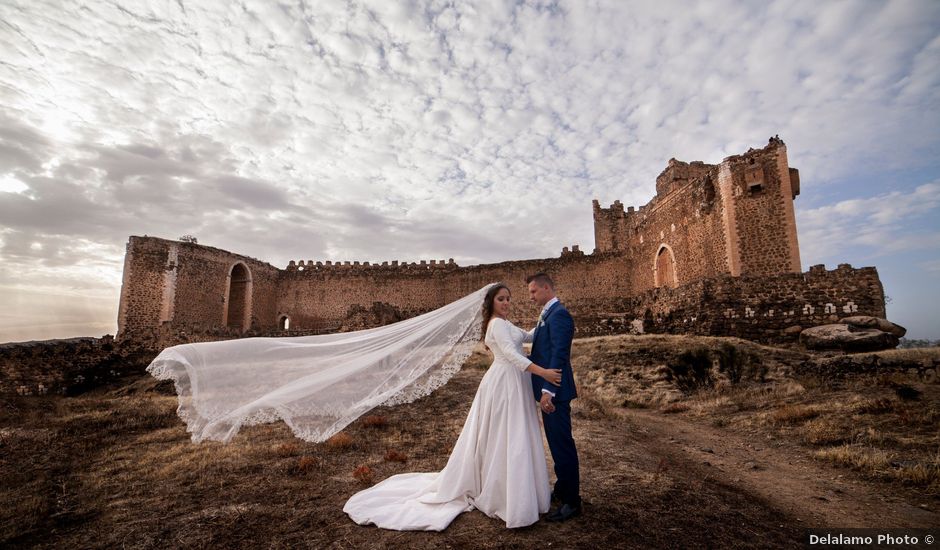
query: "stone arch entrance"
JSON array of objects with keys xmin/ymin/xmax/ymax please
[
  {"xmin": 278, "ymin": 315, "xmax": 290, "ymax": 330},
  {"xmin": 224, "ymin": 262, "xmax": 252, "ymax": 332},
  {"xmin": 653, "ymin": 245, "xmax": 678, "ymax": 289}
]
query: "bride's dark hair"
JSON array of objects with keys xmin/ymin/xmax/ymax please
[{"xmin": 481, "ymin": 283, "xmax": 511, "ymax": 342}]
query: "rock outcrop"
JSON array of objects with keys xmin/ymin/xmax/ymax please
[{"xmin": 799, "ymin": 316, "xmax": 905, "ymax": 352}]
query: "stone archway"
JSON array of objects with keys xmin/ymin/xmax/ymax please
[
  {"xmin": 653, "ymin": 244, "xmax": 678, "ymax": 289},
  {"xmin": 224, "ymin": 262, "xmax": 252, "ymax": 332},
  {"xmin": 278, "ymin": 315, "xmax": 290, "ymax": 330}
]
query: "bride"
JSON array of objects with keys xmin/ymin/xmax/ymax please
[
  {"xmin": 146, "ymin": 282, "xmax": 560, "ymax": 529},
  {"xmin": 343, "ymin": 283, "xmax": 562, "ymax": 530}
]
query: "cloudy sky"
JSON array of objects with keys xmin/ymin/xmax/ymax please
[{"xmin": 1, "ymin": 0, "xmax": 938, "ymax": 342}]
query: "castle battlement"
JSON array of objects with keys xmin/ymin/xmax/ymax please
[
  {"xmin": 113, "ymin": 137, "xmax": 884, "ymax": 349},
  {"xmin": 285, "ymin": 258, "xmax": 459, "ymax": 272}
]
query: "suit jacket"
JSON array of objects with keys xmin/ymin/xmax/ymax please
[{"xmin": 528, "ymin": 301, "xmax": 577, "ymax": 402}]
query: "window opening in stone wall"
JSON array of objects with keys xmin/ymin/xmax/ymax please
[{"xmin": 226, "ymin": 263, "xmax": 251, "ymax": 331}]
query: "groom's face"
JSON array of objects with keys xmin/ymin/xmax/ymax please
[{"xmin": 528, "ymin": 281, "xmax": 552, "ymax": 307}]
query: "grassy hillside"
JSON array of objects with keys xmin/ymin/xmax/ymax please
[{"xmin": 2, "ymin": 336, "xmax": 937, "ymax": 548}]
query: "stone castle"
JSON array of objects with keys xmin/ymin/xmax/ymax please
[{"xmin": 115, "ymin": 137, "xmax": 886, "ymax": 348}]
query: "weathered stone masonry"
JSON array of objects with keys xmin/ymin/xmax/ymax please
[{"xmin": 113, "ymin": 137, "xmax": 884, "ymax": 349}]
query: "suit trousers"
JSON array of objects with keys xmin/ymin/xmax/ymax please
[{"xmin": 542, "ymin": 400, "xmax": 581, "ymax": 506}]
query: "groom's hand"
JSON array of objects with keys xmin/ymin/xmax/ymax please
[{"xmin": 540, "ymin": 393, "xmax": 555, "ymax": 414}]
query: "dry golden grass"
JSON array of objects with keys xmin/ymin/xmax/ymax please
[
  {"xmin": 274, "ymin": 442, "xmax": 300, "ymax": 457},
  {"xmin": 767, "ymin": 404, "xmax": 821, "ymax": 425},
  {"xmin": 801, "ymin": 418, "xmax": 849, "ymax": 446},
  {"xmin": 575, "ymin": 335, "xmax": 940, "ymax": 496},
  {"xmin": 814, "ymin": 444, "xmax": 939, "ymax": 491},
  {"xmin": 325, "ymin": 431, "xmax": 353, "ymax": 449},
  {"xmin": 815, "ymin": 444, "xmax": 895, "ymax": 472}
]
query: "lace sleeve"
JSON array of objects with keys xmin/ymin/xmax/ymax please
[{"xmin": 490, "ymin": 318, "xmax": 532, "ymax": 372}]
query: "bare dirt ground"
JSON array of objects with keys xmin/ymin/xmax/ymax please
[
  {"xmin": 2, "ymin": 335, "xmax": 938, "ymax": 549},
  {"xmin": 618, "ymin": 408, "xmax": 936, "ymax": 528}
]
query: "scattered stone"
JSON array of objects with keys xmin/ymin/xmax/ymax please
[
  {"xmin": 701, "ymin": 447, "xmax": 715, "ymax": 454},
  {"xmin": 840, "ymin": 316, "xmax": 907, "ymax": 338},
  {"xmin": 800, "ymin": 323, "xmax": 899, "ymax": 352}
]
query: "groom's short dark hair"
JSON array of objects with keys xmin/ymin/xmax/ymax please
[{"xmin": 526, "ymin": 272, "xmax": 554, "ymax": 289}]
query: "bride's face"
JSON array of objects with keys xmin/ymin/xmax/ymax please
[{"xmin": 493, "ymin": 288, "xmax": 512, "ymax": 318}]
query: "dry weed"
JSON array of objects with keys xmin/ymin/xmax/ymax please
[
  {"xmin": 896, "ymin": 406, "xmax": 938, "ymax": 427},
  {"xmin": 353, "ymin": 465, "xmax": 374, "ymax": 484},
  {"xmin": 326, "ymin": 432, "xmax": 353, "ymax": 450},
  {"xmin": 274, "ymin": 442, "xmax": 299, "ymax": 457},
  {"xmin": 815, "ymin": 444, "xmax": 894, "ymax": 472},
  {"xmin": 767, "ymin": 404, "xmax": 820, "ymax": 425},
  {"xmin": 801, "ymin": 419, "xmax": 849, "ymax": 446},
  {"xmin": 850, "ymin": 397, "xmax": 895, "ymax": 415},
  {"xmin": 293, "ymin": 455, "xmax": 320, "ymax": 474},
  {"xmin": 384, "ymin": 449, "xmax": 408, "ymax": 463},
  {"xmin": 816, "ymin": 445, "xmax": 939, "ymax": 492},
  {"xmin": 362, "ymin": 415, "xmax": 388, "ymax": 428}
]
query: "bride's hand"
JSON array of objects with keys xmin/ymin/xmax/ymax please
[{"xmin": 542, "ymin": 368, "xmax": 562, "ymax": 386}]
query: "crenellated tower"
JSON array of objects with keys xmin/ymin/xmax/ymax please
[{"xmin": 592, "ymin": 136, "xmax": 802, "ymax": 292}]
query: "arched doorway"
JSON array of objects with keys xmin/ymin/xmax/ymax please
[
  {"xmin": 653, "ymin": 245, "xmax": 678, "ymax": 289},
  {"xmin": 224, "ymin": 263, "xmax": 252, "ymax": 332},
  {"xmin": 278, "ymin": 315, "xmax": 290, "ymax": 330}
]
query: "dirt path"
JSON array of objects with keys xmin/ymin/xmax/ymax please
[{"xmin": 615, "ymin": 408, "xmax": 938, "ymax": 529}]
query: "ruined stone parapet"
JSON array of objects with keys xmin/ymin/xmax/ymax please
[
  {"xmin": 285, "ymin": 258, "xmax": 459, "ymax": 272},
  {"xmin": 655, "ymin": 159, "xmax": 715, "ymax": 197},
  {"xmin": 560, "ymin": 245, "xmax": 585, "ymax": 257}
]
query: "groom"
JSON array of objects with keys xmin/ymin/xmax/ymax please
[{"xmin": 527, "ymin": 272, "xmax": 582, "ymax": 522}]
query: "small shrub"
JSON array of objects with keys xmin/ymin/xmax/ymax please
[
  {"xmin": 714, "ymin": 342, "xmax": 764, "ymax": 384},
  {"xmin": 274, "ymin": 442, "xmax": 299, "ymax": 457},
  {"xmin": 815, "ymin": 444, "xmax": 894, "ymax": 472},
  {"xmin": 668, "ymin": 349, "xmax": 714, "ymax": 393},
  {"xmin": 802, "ymin": 419, "xmax": 848, "ymax": 446},
  {"xmin": 353, "ymin": 465, "xmax": 374, "ymax": 484},
  {"xmin": 384, "ymin": 449, "xmax": 408, "ymax": 463},
  {"xmin": 362, "ymin": 415, "xmax": 388, "ymax": 428},
  {"xmin": 768, "ymin": 404, "xmax": 819, "ymax": 425},
  {"xmin": 293, "ymin": 455, "xmax": 319, "ymax": 474},
  {"xmin": 326, "ymin": 432, "xmax": 353, "ymax": 449}
]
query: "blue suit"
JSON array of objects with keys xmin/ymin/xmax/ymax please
[{"xmin": 528, "ymin": 300, "xmax": 581, "ymax": 507}]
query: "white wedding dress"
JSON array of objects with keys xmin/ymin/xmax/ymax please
[{"xmin": 343, "ymin": 317, "xmax": 551, "ymax": 530}]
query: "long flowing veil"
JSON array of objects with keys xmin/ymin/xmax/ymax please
[{"xmin": 147, "ymin": 284, "xmax": 494, "ymax": 444}]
